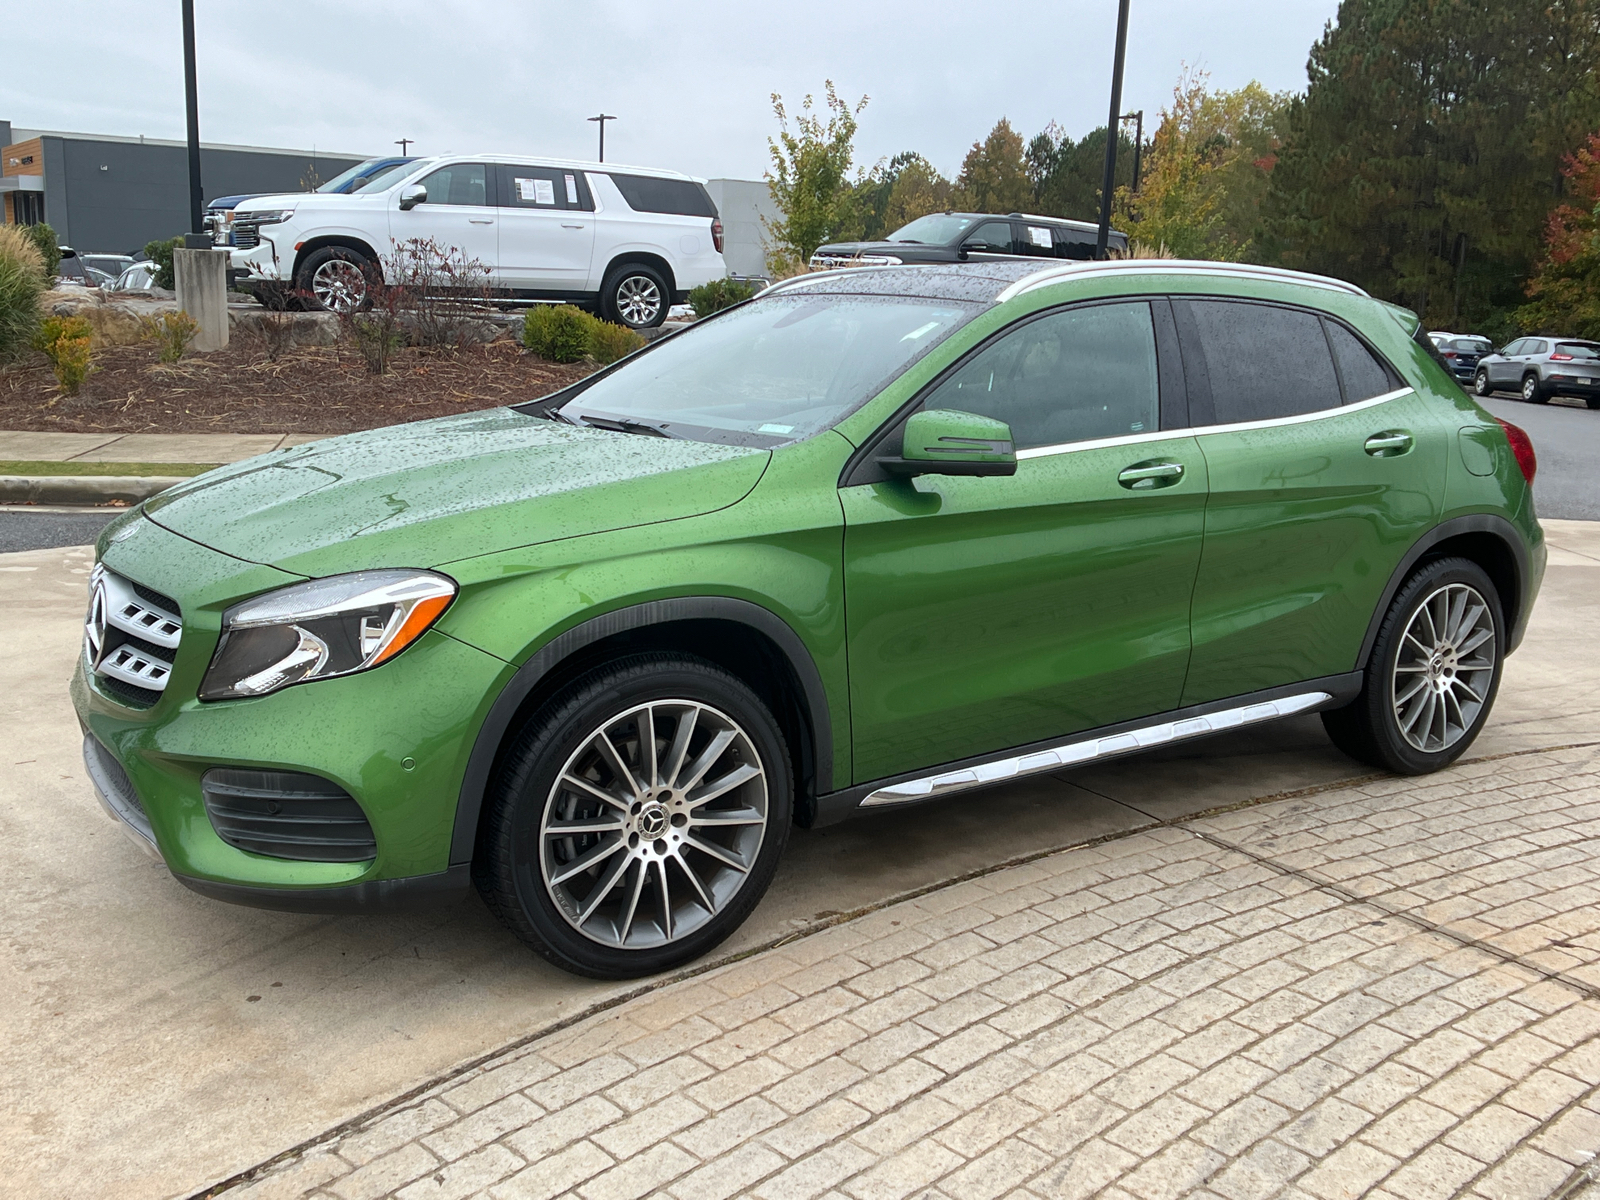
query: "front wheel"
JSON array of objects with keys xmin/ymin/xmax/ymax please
[
  {"xmin": 1474, "ymin": 369, "xmax": 1492, "ymax": 396},
  {"xmin": 474, "ymin": 653, "xmax": 791, "ymax": 978},
  {"xmin": 1322, "ymin": 557, "xmax": 1502, "ymax": 774},
  {"xmin": 600, "ymin": 263, "xmax": 669, "ymax": 329},
  {"xmin": 1522, "ymin": 373, "xmax": 1550, "ymax": 403},
  {"xmin": 295, "ymin": 246, "xmax": 375, "ymax": 314}
]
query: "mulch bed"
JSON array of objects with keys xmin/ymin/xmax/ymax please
[{"xmin": 0, "ymin": 334, "xmax": 598, "ymax": 435}]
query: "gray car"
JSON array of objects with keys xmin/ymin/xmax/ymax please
[{"xmin": 1474, "ymin": 336, "xmax": 1600, "ymax": 407}]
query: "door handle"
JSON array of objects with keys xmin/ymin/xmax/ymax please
[
  {"xmin": 561, "ymin": 223, "xmax": 586, "ymax": 229},
  {"xmin": 1364, "ymin": 430, "xmax": 1413, "ymax": 457},
  {"xmin": 468, "ymin": 218, "xmax": 494, "ymax": 224},
  {"xmin": 1117, "ymin": 460, "xmax": 1185, "ymax": 490}
]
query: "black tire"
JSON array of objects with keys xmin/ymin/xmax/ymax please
[
  {"xmin": 1473, "ymin": 369, "xmax": 1492, "ymax": 397},
  {"xmin": 1586, "ymin": 395, "xmax": 1600, "ymax": 410},
  {"xmin": 295, "ymin": 245, "xmax": 375, "ymax": 314},
  {"xmin": 600, "ymin": 262, "xmax": 670, "ymax": 329},
  {"xmin": 474, "ymin": 652, "xmax": 791, "ymax": 979},
  {"xmin": 1521, "ymin": 372, "xmax": 1550, "ymax": 404},
  {"xmin": 1322, "ymin": 556, "xmax": 1503, "ymax": 775}
]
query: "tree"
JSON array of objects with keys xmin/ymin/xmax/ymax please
[
  {"xmin": 955, "ymin": 119, "xmax": 1031, "ymax": 213},
  {"xmin": 880, "ymin": 154, "xmax": 954, "ymax": 234},
  {"xmin": 764, "ymin": 81, "xmax": 869, "ymax": 269},
  {"xmin": 1516, "ymin": 132, "xmax": 1600, "ymax": 338},
  {"xmin": 1114, "ymin": 70, "xmax": 1290, "ymax": 261},
  {"xmin": 1026, "ymin": 123, "xmax": 1135, "ymax": 222},
  {"xmin": 1259, "ymin": 0, "xmax": 1600, "ymax": 334}
]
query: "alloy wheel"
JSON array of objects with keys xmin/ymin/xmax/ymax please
[
  {"xmin": 1522, "ymin": 375, "xmax": 1539, "ymax": 401},
  {"xmin": 1474, "ymin": 371, "xmax": 1489, "ymax": 396},
  {"xmin": 1390, "ymin": 582, "xmax": 1497, "ymax": 754},
  {"xmin": 311, "ymin": 259, "xmax": 368, "ymax": 313},
  {"xmin": 538, "ymin": 700, "xmax": 768, "ymax": 949},
  {"xmin": 615, "ymin": 275, "xmax": 662, "ymax": 326}
]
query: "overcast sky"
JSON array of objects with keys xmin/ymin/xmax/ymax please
[{"xmin": 4, "ymin": 1, "xmax": 1338, "ymax": 181}]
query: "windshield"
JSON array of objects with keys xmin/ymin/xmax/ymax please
[
  {"xmin": 557, "ymin": 293, "xmax": 978, "ymax": 447},
  {"xmin": 885, "ymin": 214, "xmax": 980, "ymax": 245},
  {"xmin": 1555, "ymin": 342, "xmax": 1600, "ymax": 360},
  {"xmin": 316, "ymin": 157, "xmax": 413, "ymax": 193}
]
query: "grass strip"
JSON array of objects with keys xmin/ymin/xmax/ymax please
[{"xmin": 0, "ymin": 460, "xmax": 218, "ymax": 478}]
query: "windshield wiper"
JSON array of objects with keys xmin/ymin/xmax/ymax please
[
  {"xmin": 578, "ymin": 414, "xmax": 678, "ymax": 439},
  {"xmin": 543, "ymin": 406, "xmax": 579, "ymax": 425}
]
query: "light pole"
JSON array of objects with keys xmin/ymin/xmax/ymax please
[
  {"xmin": 1121, "ymin": 110, "xmax": 1144, "ymax": 195},
  {"xmin": 181, "ymin": 0, "xmax": 204, "ymax": 241},
  {"xmin": 395, "ymin": 137, "xmax": 414, "ymax": 156},
  {"xmin": 588, "ymin": 113, "xmax": 617, "ymax": 162},
  {"xmin": 1095, "ymin": 0, "xmax": 1132, "ymax": 259}
]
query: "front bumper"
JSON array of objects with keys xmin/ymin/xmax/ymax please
[
  {"xmin": 74, "ymin": 517, "xmax": 513, "ymax": 911},
  {"xmin": 229, "ymin": 237, "xmax": 285, "ymax": 281}
]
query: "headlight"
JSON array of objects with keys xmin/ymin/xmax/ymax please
[
  {"xmin": 243, "ymin": 209, "xmax": 296, "ymax": 225},
  {"xmin": 199, "ymin": 570, "xmax": 456, "ymax": 701},
  {"xmin": 858, "ymin": 254, "xmax": 904, "ymax": 267}
]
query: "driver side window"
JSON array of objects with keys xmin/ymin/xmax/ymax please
[
  {"xmin": 963, "ymin": 222, "xmax": 1016, "ymax": 254},
  {"xmin": 921, "ymin": 302, "xmax": 1160, "ymax": 450},
  {"xmin": 416, "ymin": 163, "xmax": 489, "ymax": 206}
]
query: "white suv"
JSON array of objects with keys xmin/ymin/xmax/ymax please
[{"xmin": 227, "ymin": 155, "xmax": 728, "ymax": 328}]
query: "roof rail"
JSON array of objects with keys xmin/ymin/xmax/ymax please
[{"xmin": 994, "ymin": 259, "xmax": 1370, "ymax": 303}]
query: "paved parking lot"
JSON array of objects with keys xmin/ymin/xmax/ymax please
[{"xmin": 2, "ymin": 521, "xmax": 1596, "ymax": 1199}]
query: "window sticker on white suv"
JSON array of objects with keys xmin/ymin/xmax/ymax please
[
  {"xmin": 516, "ymin": 177, "xmax": 556, "ymax": 205},
  {"xmin": 565, "ymin": 174, "xmax": 579, "ymax": 204},
  {"xmin": 1028, "ymin": 226, "xmax": 1052, "ymax": 248}
]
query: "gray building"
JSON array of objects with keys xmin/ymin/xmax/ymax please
[{"xmin": 1, "ymin": 119, "xmax": 363, "ymax": 254}]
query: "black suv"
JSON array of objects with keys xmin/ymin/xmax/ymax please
[{"xmin": 810, "ymin": 212, "xmax": 1128, "ymax": 270}]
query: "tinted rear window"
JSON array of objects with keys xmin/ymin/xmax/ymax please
[
  {"xmin": 1327, "ymin": 322, "xmax": 1397, "ymax": 402},
  {"xmin": 1182, "ymin": 299, "xmax": 1343, "ymax": 423},
  {"xmin": 1555, "ymin": 342, "xmax": 1600, "ymax": 360},
  {"xmin": 609, "ymin": 174, "xmax": 717, "ymax": 217}
]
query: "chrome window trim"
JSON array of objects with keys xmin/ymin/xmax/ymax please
[
  {"xmin": 1014, "ymin": 386, "xmax": 1414, "ymax": 462},
  {"xmin": 860, "ymin": 690, "xmax": 1333, "ymax": 808},
  {"xmin": 994, "ymin": 260, "xmax": 1370, "ymax": 304}
]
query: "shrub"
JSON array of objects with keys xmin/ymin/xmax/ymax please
[
  {"xmin": 384, "ymin": 237, "xmax": 495, "ymax": 349},
  {"xmin": 0, "ymin": 225, "xmax": 47, "ymax": 363},
  {"xmin": 523, "ymin": 304, "xmax": 592, "ymax": 363},
  {"xmin": 586, "ymin": 317, "xmax": 646, "ymax": 364},
  {"xmin": 142, "ymin": 236, "xmax": 184, "ymax": 290},
  {"xmin": 23, "ymin": 223, "xmax": 62, "ymax": 280},
  {"xmin": 687, "ymin": 278, "xmax": 757, "ymax": 318},
  {"xmin": 33, "ymin": 314, "xmax": 95, "ymax": 394},
  {"xmin": 342, "ymin": 286, "xmax": 405, "ymax": 374},
  {"xmin": 143, "ymin": 311, "xmax": 199, "ymax": 362}
]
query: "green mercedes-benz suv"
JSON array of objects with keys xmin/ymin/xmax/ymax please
[{"xmin": 74, "ymin": 258, "xmax": 1544, "ymax": 978}]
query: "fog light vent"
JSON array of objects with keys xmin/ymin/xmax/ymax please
[{"xmin": 201, "ymin": 768, "xmax": 376, "ymax": 863}]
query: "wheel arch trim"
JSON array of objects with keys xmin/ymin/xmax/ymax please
[
  {"xmin": 291, "ymin": 235, "xmax": 383, "ymax": 285},
  {"xmin": 448, "ymin": 596, "xmax": 832, "ymax": 866},
  {"xmin": 1357, "ymin": 513, "xmax": 1532, "ymax": 670}
]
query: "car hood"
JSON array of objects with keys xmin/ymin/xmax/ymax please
[
  {"xmin": 814, "ymin": 240, "xmax": 951, "ymax": 256},
  {"xmin": 143, "ymin": 408, "xmax": 770, "ymax": 577}
]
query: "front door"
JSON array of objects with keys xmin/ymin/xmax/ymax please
[
  {"xmin": 841, "ymin": 299, "xmax": 1208, "ymax": 784},
  {"xmin": 494, "ymin": 164, "xmax": 597, "ymax": 292},
  {"xmin": 1175, "ymin": 297, "xmax": 1450, "ymax": 705},
  {"xmin": 390, "ymin": 161, "xmax": 498, "ymax": 274}
]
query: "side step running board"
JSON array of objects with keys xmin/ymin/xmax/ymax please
[{"xmin": 858, "ymin": 690, "xmax": 1333, "ymax": 809}]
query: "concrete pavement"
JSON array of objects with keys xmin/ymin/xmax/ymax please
[{"xmin": 1, "ymin": 521, "xmax": 1596, "ymax": 1199}]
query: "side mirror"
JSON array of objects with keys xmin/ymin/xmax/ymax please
[
  {"xmin": 398, "ymin": 183, "xmax": 427, "ymax": 211},
  {"xmin": 879, "ymin": 409, "xmax": 1017, "ymax": 478}
]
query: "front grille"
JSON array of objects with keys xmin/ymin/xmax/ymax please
[
  {"xmin": 202, "ymin": 769, "xmax": 378, "ymax": 863},
  {"xmin": 809, "ymin": 253, "xmax": 858, "ymax": 270},
  {"xmin": 231, "ymin": 220, "xmax": 262, "ymax": 249},
  {"xmin": 85, "ymin": 566, "xmax": 182, "ymax": 709}
]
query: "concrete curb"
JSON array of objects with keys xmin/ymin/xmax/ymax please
[{"xmin": 0, "ymin": 476, "xmax": 186, "ymax": 505}]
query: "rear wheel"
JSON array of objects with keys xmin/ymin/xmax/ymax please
[
  {"xmin": 474, "ymin": 653, "xmax": 791, "ymax": 978},
  {"xmin": 1322, "ymin": 557, "xmax": 1502, "ymax": 774},
  {"xmin": 1587, "ymin": 396, "xmax": 1600, "ymax": 410},
  {"xmin": 601, "ymin": 263, "xmax": 669, "ymax": 329},
  {"xmin": 1522, "ymin": 373, "xmax": 1550, "ymax": 403}
]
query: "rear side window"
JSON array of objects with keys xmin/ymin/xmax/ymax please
[
  {"xmin": 921, "ymin": 301, "xmax": 1160, "ymax": 450},
  {"xmin": 497, "ymin": 165, "xmax": 593, "ymax": 211},
  {"xmin": 1326, "ymin": 322, "xmax": 1396, "ymax": 402},
  {"xmin": 1180, "ymin": 299, "xmax": 1343, "ymax": 423},
  {"xmin": 608, "ymin": 174, "xmax": 716, "ymax": 217}
]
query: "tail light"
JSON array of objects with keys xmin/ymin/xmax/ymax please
[
  {"xmin": 1496, "ymin": 417, "xmax": 1537, "ymax": 483},
  {"xmin": 1550, "ymin": 352, "xmax": 1573, "ymax": 361},
  {"xmin": 1442, "ymin": 350, "xmax": 1457, "ymax": 359},
  {"xmin": 710, "ymin": 218, "xmax": 724, "ymax": 254}
]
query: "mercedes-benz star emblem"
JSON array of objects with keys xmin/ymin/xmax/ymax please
[
  {"xmin": 84, "ymin": 573, "xmax": 108, "ymax": 671},
  {"xmin": 637, "ymin": 804, "xmax": 669, "ymax": 840}
]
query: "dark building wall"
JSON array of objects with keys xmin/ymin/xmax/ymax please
[{"xmin": 46, "ymin": 137, "xmax": 362, "ymax": 253}]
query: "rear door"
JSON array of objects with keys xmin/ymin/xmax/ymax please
[
  {"xmin": 1176, "ymin": 298, "xmax": 1449, "ymax": 705},
  {"xmin": 495, "ymin": 164, "xmax": 596, "ymax": 292},
  {"xmin": 841, "ymin": 298, "xmax": 1208, "ymax": 783}
]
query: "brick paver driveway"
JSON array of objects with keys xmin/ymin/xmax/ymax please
[{"xmin": 223, "ymin": 742, "xmax": 1600, "ymax": 1200}]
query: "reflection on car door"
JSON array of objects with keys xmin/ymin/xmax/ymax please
[
  {"xmin": 392, "ymin": 162, "xmax": 499, "ymax": 275},
  {"xmin": 1175, "ymin": 298, "xmax": 1449, "ymax": 705},
  {"xmin": 494, "ymin": 165, "xmax": 597, "ymax": 293},
  {"xmin": 840, "ymin": 299, "xmax": 1208, "ymax": 783}
]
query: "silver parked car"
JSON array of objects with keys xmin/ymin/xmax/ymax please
[{"xmin": 1474, "ymin": 336, "xmax": 1600, "ymax": 408}]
